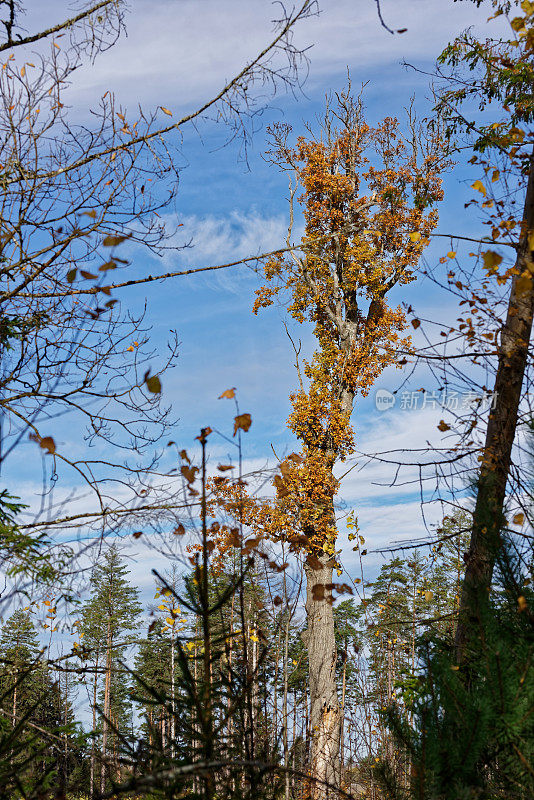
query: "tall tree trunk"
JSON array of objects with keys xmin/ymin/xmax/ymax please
[
  {"xmin": 90, "ymin": 650, "xmax": 99, "ymax": 800},
  {"xmin": 303, "ymin": 557, "xmax": 341, "ymax": 800},
  {"xmin": 339, "ymin": 644, "xmax": 347, "ymax": 778},
  {"xmin": 170, "ymin": 624, "xmax": 175, "ymax": 758},
  {"xmin": 455, "ymin": 150, "xmax": 534, "ymax": 661},
  {"xmin": 283, "ymin": 608, "xmax": 290, "ymax": 800},
  {"xmin": 11, "ymin": 675, "xmax": 16, "ymax": 728},
  {"xmin": 101, "ymin": 618, "xmax": 112, "ymax": 794}
]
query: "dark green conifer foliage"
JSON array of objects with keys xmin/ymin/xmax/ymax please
[
  {"xmin": 378, "ymin": 536, "xmax": 534, "ymax": 800},
  {"xmin": 79, "ymin": 544, "xmax": 142, "ymax": 794},
  {"xmin": 0, "ymin": 609, "xmax": 70, "ymax": 797}
]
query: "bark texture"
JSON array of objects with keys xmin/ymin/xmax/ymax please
[
  {"xmin": 455, "ymin": 150, "xmax": 534, "ymax": 660},
  {"xmin": 303, "ymin": 558, "xmax": 341, "ymax": 800}
]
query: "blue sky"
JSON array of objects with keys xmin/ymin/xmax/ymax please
[{"xmin": 5, "ymin": 0, "xmax": 512, "ymax": 609}]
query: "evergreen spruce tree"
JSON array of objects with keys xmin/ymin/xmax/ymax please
[
  {"xmin": 0, "ymin": 609, "xmax": 69, "ymax": 797},
  {"xmin": 378, "ymin": 535, "xmax": 533, "ymax": 800},
  {"xmin": 79, "ymin": 544, "xmax": 141, "ymax": 796}
]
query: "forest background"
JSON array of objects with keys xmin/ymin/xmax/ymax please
[{"xmin": 0, "ymin": 0, "xmax": 532, "ymax": 798}]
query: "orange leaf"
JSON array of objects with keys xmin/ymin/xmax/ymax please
[
  {"xmin": 173, "ymin": 524, "xmax": 186, "ymax": 535},
  {"xmin": 102, "ymin": 234, "xmax": 129, "ymax": 247},
  {"xmin": 512, "ymin": 513, "xmax": 525, "ymax": 526},
  {"xmin": 39, "ymin": 436, "xmax": 56, "ymax": 455},
  {"xmin": 273, "ymin": 474, "xmax": 289, "ymax": 497},
  {"xmin": 218, "ymin": 387, "xmax": 236, "ymax": 399},
  {"xmin": 287, "ymin": 452, "xmax": 304, "ymax": 464},
  {"xmin": 471, "ymin": 180, "xmax": 487, "ymax": 197},
  {"xmin": 161, "ymin": 107, "xmax": 173, "ymax": 116},
  {"xmin": 437, "ymin": 420, "xmax": 450, "ymax": 432},
  {"xmin": 306, "ymin": 554, "xmax": 323, "ymax": 571},
  {"xmin": 181, "ymin": 465, "xmax": 198, "ymax": 484},
  {"xmin": 233, "ymin": 413, "xmax": 252, "ymax": 436},
  {"xmin": 311, "ymin": 583, "xmax": 325, "ymax": 601}
]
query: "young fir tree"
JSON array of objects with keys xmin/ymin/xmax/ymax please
[
  {"xmin": 0, "ymin": 609, "xmax": 68, "ymax": 796},
  {"xmin": 79, "ymin": 544, "xmax": 141, "ymax": 796},
  {"xmin": 378, "ymin": 534, "xmax": 533, "ymax": 800},
  {"xmin": 134, "ymin": 619, "xmax": 175, "ymax": 754}
]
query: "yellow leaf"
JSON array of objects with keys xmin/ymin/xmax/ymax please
[
  {"xmin": 20, "ymin": 66, "xmax": 25, "ymax": 78},
  {"xmin": 511, "ymin": 15, "xmax": 526, "ymax": 32},
  {"xmin": 518, "ymin": 595, "xmax": 527, "ymax": 612},
  {"xmin": 471, "ymin": 180, "xmax": 487, "ymax": 197},
  {"xmin": 482, "ymin": 250, "xmax": 503, "ymax": 273},
  {"xmin": 447, "ymin": 251, "xmax": 456, "ymax": 259},
  {"xmin": 424, "ymin": 590, "xmax": 434, "ymax": 602},
  {"xmin": 409, "ymin": 231, "xmax": 421, "ymax": 242},
  {"xmin": 527, "ymin": 231, "xmax": 534, "ymax": 251},
  {"xmin": 491, "ymin": 170, "xmax": 500, "ymax": 182},
  {"xmin": 144, "ymin": 370, "xmax": 161, "ymax": 394},
  {"xmin": 166, "ymin": 617, "xmax": 175, "ymax": 625},
  {"xmin": 126, "ymin": 345, "xmax": 134, "ymax": 352},
  {"xmin": 512, "ymin": 512, "xmax": 525, "ymax": 526},
  {"xmin": 516, "ymin": 270, "xmax": 533, "ymax": 296},
  {"xmin": 218, "ymin": 387, "xmax": 236, "ymax": 399},
  {"xmin": 161, "ymin": 106, "xmax": 173, "ymax": 116}
]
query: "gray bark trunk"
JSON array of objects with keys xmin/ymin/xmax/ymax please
[{"xmin": 303, "ymin": 558, "xmax": 341, "ymax": 800}]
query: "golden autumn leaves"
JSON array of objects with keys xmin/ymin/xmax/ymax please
[{"xmin": 249, "ymin": 103, "xmax": 448, "ymax": 558}]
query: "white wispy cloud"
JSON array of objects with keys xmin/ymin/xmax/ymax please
[{"xmin": 40, "ymin": 1, "xmax": 503, "ymax": 117}]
